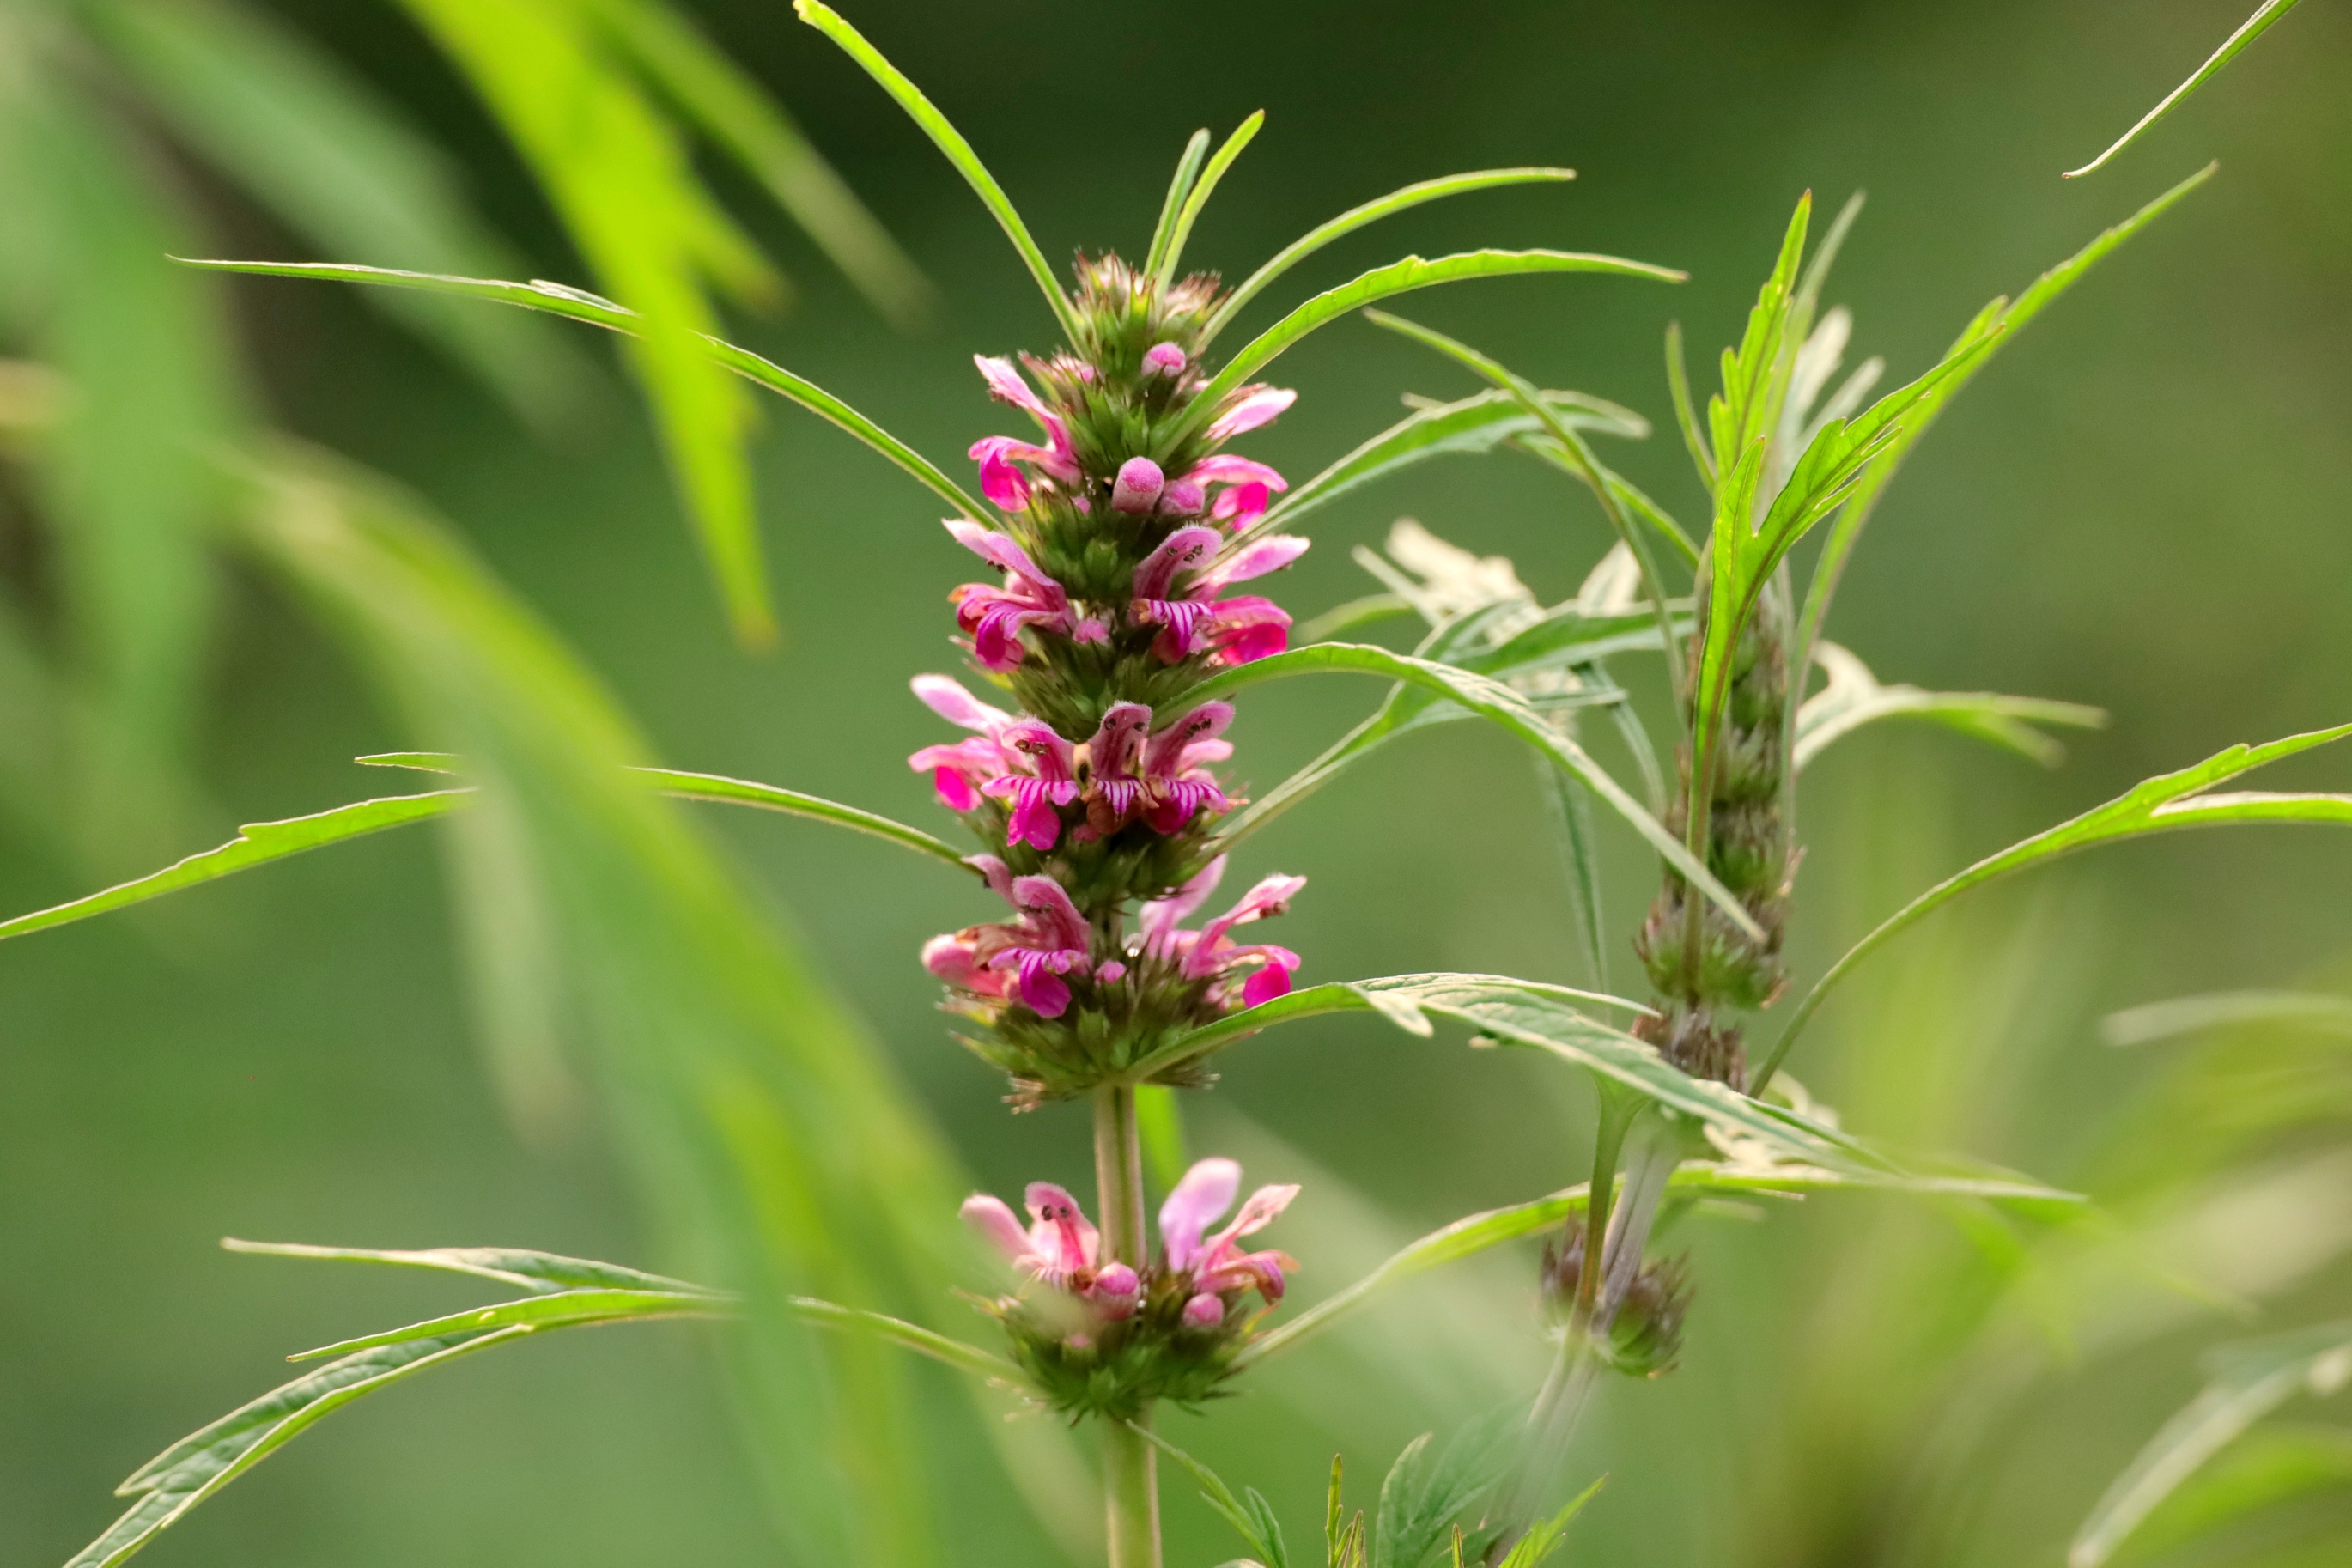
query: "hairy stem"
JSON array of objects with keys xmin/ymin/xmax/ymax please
[{"xmin": 1094, "ymin": 1085, "xmax": 1160, "ymax": 1568}]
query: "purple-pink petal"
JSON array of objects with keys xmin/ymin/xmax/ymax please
[
  {"xmin": 1206, "ymin": 386, "xmax": 1298, "ymax": 440},
  {"xmin": 1160, "ymin": 1157, "xmax": 1241, "ymax": 1270}
]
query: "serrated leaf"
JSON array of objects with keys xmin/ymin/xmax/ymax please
[
  {"xmin": 1794, "ymin": 641, "xmax": 2106, "ymax": 770},
  {"xmin": 1173, "ymin": 641, "xmax": 1756, "ymax": 936},
  {"xmin": 1165, "ymin": 249, "xmax": 1683, "ymax": 453},
  {"xmin": 1205, "ymin": 168, "xmax": 1577, "ymax": 342},
  {"xmin": 174, "ymin": 258, "xmax": 988, "ymax": 521},
  {"xmin": 0, "ymin": 791, "xmax": 467, "ymax": 943},
  {"xmin": 2070, "ymin": 1319, "xmax": 2352, "ymax": 1566},
  {"xmin": 2063, "ymin": 1, "xmax": 2302, "ymax": 179},
  {"xmin": 1759, "ymin": 721, "xmax": 2352, "ymax": 1091},
  {"xmin": 1133, "ymin": 1425, "xmax": 1290, "ymax": 1568},
  {"xmin": 793, "ymin": 0, "xmax": 1080, "ymax": 343}
]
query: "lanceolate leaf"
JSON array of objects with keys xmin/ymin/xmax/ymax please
[
  {"xmin": 1158, "ymin": 111, "xmax": 1264, "ymax": 288},
  {"xmin": 1794, "ymin": 641, "xmax": 2106, "ymax": 770},
  {"xmin": 289, "ymin": 1287, "xmax": 727, "ymax": 1361},
  {"xmin": 635, "ymin": 768, "xmax": 973, "ymax": 867},
  {"xmin": 0, "ymin": 791, "xmax": 467, "ymax": 943},
  {"xmin": 1144, "ymin": 129, "xmax": 1212, "ymax": 281},
  {"xmin": 793, "ymin": 0, "xmax": 1083, "ymax": 343},
  {"xmin": 1171, "ymin": 641, "xmax": 1759, "ymax": 936},
  {"xmin": 1204, "ymin": 168, "xmax": 1577, "ymax": 342},
  {"xmin": 221, "ymin": 1237, "xmax": 712, "ymax": 1295},
  {"xmin": 1756, "ymin": 722, "xmax": 2352, "ymax": 1092},
  {"xmin": 1164, "ymin": 249, "xmax": 1684, "ymax": 453},
  {"xmin": 2063, "ymin": 0, "xmax": 2302, "ymax": 179},
  {"xmin": 174, "ymin": 259, "xmax": 989, "ymax": 520},
  {"xmin": 2069, "ymin": 1318, "xmax": 2352, "ymax": 1567}
]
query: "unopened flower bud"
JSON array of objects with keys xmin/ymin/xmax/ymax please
[
  {"xmin": 1143, "ymin": 342, "xmax": 1188, "ymax": 377},
  {"xmin": 1091, "ymin": 1261, "xmax": 1140, "ymax": 1318},
  {"xmin": 1182, "ymin": 1291, "xmax": 1225, "ymax": 1328},
  {"xmin": 1158, "ymin": 478, "xmax": 1206, "ymax": 516},
  {"xmin": 1112, "ymin": 457, "xmax": 1165, "ymax": 514}
]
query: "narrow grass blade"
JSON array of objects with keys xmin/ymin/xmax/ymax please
[
  {"xmin": 2101, "ymin": 990, "xmax": 2352, "ymax": 1048},
  {"xmin": 1157, "ymin": 112, "xmax": 1264, "ymax": 287},
  {"xmin": 1145, "ymin": 129, "xmax": 1212, "ymax": 280},
  {"xmin": 1205, "ymin": 168, "xmax": 1577, "ymax": 340},
  {"xmin": 221, "ymin": 1237, "xmax": 715, "ymax": 1295},
  {"xmin": 794, "ymin": 1, "xmax": 1082, "ymax": 343},
  {"xmin": 637, "ymin": 767, "xmax": 973, "ymax": 867},
  {"xmin": 289, "ymin": 1288, "xmax": 729, "ymax": 1361},
  {"xmin": 2063, "ymin": 0, "xmax": 2301, "ymax": 179},
  {"xmin": 1795, "ymin": 641, "xmax": 2105, "ymax": 770},
  {"xmin": 0, "ymin": 791, "xmax": 467, "ymax": 942}
]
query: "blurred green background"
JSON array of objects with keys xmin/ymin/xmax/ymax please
[{"xmin": 4, "ymin": 1, "xmax": 2349, "ymax": 1565}]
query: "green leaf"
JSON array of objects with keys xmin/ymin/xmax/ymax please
[
  {"xmin": 0, "ymin": 791, "xmax": 467, "ymax": 943},
  {"xmin": 2069, "ymin": 1319, "xmax": 2352, "ymax": 1567},
  {"xmin": 1166, "ymin": 249, "xmax": 1684, "ymax": 453},
  {"xmin": 781, "ymin": 1294, "xmax": 1027, "ymax": 1383},
  {"xmin": 1144, "ymin": 129, "xmax": 1212, "ymax": 282},
  {"xmin": 1794, "ymin": 641, "xmax": 2106, "ymax": 770},
  {"xmin": 1495, "ymin": 1482, "xmax": 1604, "ymax": 1568},
  {"xmin": 174, "ymin": 259, "xmax": 988, "ymax": 522},
  {"xmin": 1134, "ymin": 1083, "xmax": 1191, "ymax": 1194},
  {"xmin": 1664, "ymin": 320, "xmax": 1713, "ymax": 491},
  {"xmin": 2102, "ymin": 990, "xmax": 2352, "ymax": 1048},
  {"xmin": 1295, "ymin": 593, "xmax": 1418, "ymax": 645},
  {"xmin": 1171, "ymin": 642, "xmax": 1759, "ymax": 937},
  {"xmin": 584, "ymin": 0, "xmax": 933, "ymax": 328},
  {"xmin": 288, "ymin": 1287, "xmax": 727, "ymax": 1362},
  {"xmin": 2121, "ymin": 1425, "xmax": 2352, "ymax": 1561},
  {"xmin": 1709, "ymin": 191, "xmax": 1811, "ymax": 480},
  {"xmin": 91, "ymin": 0, "xmax": 582, "ymax": 425},
  {"xmin": 1132, "ymin": 1424, "xmax": 1290, "ymax": 1568},
  {"xmin": 1204, "ymin": 168, "xmax": 1579, "ymax": 342},
  {"xmin": 793, "ymin": 0, "xmax": 1083, "ymax": 343},
  {"xmin": 1158, "ymin": 112, "xmax": 1264, "ymax": 288},
  {"xmin": 1254, "ymin": 386, "xmax": 1646, "ymax": 538},
  {"xmin": 1373, "ymin": 1421, "xmax": 1515, "ymax": 1568},
  {"xmin": 220, "ymin": 1237, "xmax": 714, "ymax": 1295},
  {"xmin": 635, "ymin": 767, "xmax": 974, "ymax": 867},
  {"xmin": 398, "ymin": 0, "xmax": 781, "ymax": 645},
  {"xmin": 1758, "ymin": 721, "xmax": 2352, "ymax": 1093},
  {"xmin": 1794, "ymin": 165, "xmax": 2215, "ymax": 675},
  {"xmin": 2063, "ymin": 1, "xmax": 2302, "ymax": 179},
  {"xmin": 1535, "ymin": 758, "xmax": 1608, "ymax": 990}
]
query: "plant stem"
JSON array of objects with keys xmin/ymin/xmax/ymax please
[
  {"xmin": 1094, "ymin": 1085, "xmax": 1160, "ymax": 1568},
  {"xmin": 1572, "ymin": 1092, "xmax": 1633, "ymax": 1327}
]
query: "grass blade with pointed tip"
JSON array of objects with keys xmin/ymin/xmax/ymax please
[
  {"xmin": 783, "ymin": 1295, "xmax": 1026, "ymax": 1383},
  {"xmin": 634, "ymin": 767, "xmax": 973, "ymax": 867},
  {"xmin": 1144, "ymin": 130, "xmax": 1212, "ymax": 280},
  {"xmin": 1756, "ymin": 722, "xmax": 2352, "ymax": 1093},
  {"xmin": 1204, "ymin": 168, "xmax": 1577, "ymax": 341},
  {"xmin": 2101, "ymin": 990, "xmax": 2352, "ymax": 1048},
  {"xmin": 0, "ymin": 791, "xmax": 468, "ymax": 943},
  {"xmin": 1170, "ymin": 641, "xmax": 1758, "ymax": 937},
  {"xmin": 174, "ymin": 260, "xmax": 988, "ymax": 520},
  {"xmin": 221, "ymin": 1237, "xmax": 717, "ymax": 1295},
  {"xmin": 2063, "ymin": 0, "xmax": 2301, "ymax": 179},
  {"xmin": 289, "ymin": 1288, "xmax": 729, "ymax": 1362},
  {"xmin": 793, "ymin": 0, "xmax": 1082, "ymax": 343},
  {"xmin": 1795, "ymin": 641, "xmax": 2105, "ymax": 770},
  {"xmin": 1157, "ymin": 111, "xmax": 1263, "ymax": 288},
  {"xmin": 1166, "ymin": 249, "xmax": 1684, "ymax": 453}
]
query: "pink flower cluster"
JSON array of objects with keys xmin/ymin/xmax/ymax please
[{"xmin": 961, "ymin": 1157, "xmax": 1298, "ymax": 1328}]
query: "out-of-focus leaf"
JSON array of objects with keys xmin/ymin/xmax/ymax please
[
  {"xmin": 1134, "ymin": 1083, "xmax": 1190, "ymax": 1194},
  {"xmin": 221, "ymin": 1237, "xmax": 711, "ymax": 1294},
  {"xmin": 2063, "ymin": 1, "xmax": 2302, "ymax": 179},
  {"xmin": 1493, "ymin": 1484, "xmax": 1602, "ymax": 1568},
  {"xmin": 2069, "ymin": 1320, "xmax": 2352, "ymax": 1566},
  {"xmin": 794, "ymin": 0, "xmax": 1082, "ymax": 343},
  {"xmin": 2117, "ymin": 1425, "xmax": 2352, "ymax": 1560},
  {"xmin": 0, "ymin": 791, "xmax": 468, "ymax": 942},
  {"xmin": 289, "ymin": 1287, "xmax": 727, "ymax": 1361},
  {"xmin": 1157, "ymin": 111, "xmax": 1264, "ymax": 288},
  {"xmin": 1253, "ymin": 387, "xmax": 1645, "ymax": 538},
  {"xmin": 398, "ymin": 0, "xmax": 779, "ymax": 645},
  {"xmin": 1758, "ymin": 722, "xmax": 2352, "ymax": 1092},
  {"xmin": 1534, "ymin": 757, "xmax": 1608, "ymax": 989},
  {"xmin": 1165, "ymin": 249, "xmax": 1685, "ymax": 453},
  {"xmin": 1133, "ymin": 1425, "xmax": 1291, "ymax": 1568},
  {"xmin": 585, "ymin": 0, "xmax": 933, "ymax": 326},
  {"xmin": 93, "ymin": 0, "xmax": 581, "ymax": 424},
  {"xmin": 1177, "ymin": 641, "xmax": 1757, "ymax": 936},
  {"xmin": 1795, "ymin": 165, "xmax": 2214, "ymax": 671},
  {"xmin": 1373, "ymin": 1420, "xmax": 1516, "ymax": 1568},
  {"xmin": 175, "ymin": 259, "xmax": 988, "ymax": 520},
  {"xmin": 1204, "ymin": 168, "xmax": 1578, "ymax": 341},
  {"xmin": 1794, "ymin": 641, "xmax": 2106, "ymax": 770},
  {"xmin": 1296, "ymin": 594, "xmax": 1417, "ymax": 645},
  {"xmin": 2103, "ymin": 990, "xmax": 2352, "ymax": 1048}
]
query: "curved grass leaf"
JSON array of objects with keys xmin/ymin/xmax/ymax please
[
  {"xmin": 175, "ymin": 258, "xmax": 988, "ymax": 521},
  {"xmin": 1164, "ymin": 249, "xmax": 1683, "ymax": 453},
  {"xmin": 2063, "ymin": 0, "xmax": 2302, "ymax": 179},
  {"xmin": 1158, "ymin": 111, "xmax": 1264, "ymax": 288},
  {"xmin": 289, "ymin": 1287, "xmax": 727, "ymax": 1361},
  {"xmin": 2105, "ymin": 1426, "xmax": 2352, "ymax": 1563},
  {"xmin": 1757, "ymin": 721, "xmax": 2352, "ymax": 1092},
  {"xmin": 221, "ymin": 1237, "xmax": 714, "ymax": 1295},
  {"xmin": 1251, "ymin": 386, "xmax": 1646, "ymax": 540},
  {"xmin": 635, "ymin": 767, "xmax": 973, "ymax": 867},
  {"xmin": 1795, "ymin": 641, "xmax": 2106, "ymax": 770},
  {"xmin": 1664, "ymin": 319, "xmax": 1713, "ymax": 491},
  {"xmin": 1144, "ymin": 129, "xmax": 1212, "ymax": 281},
  {"xmin": 783, "ymin": 1294, "xmax": 1027, "ymax": 1383},
  {"xmin": 2069, "ymin": 1318, "xmax": 2352, "ymax": 1567},
  {"xmin": 1172, "ymin": 641, "xmax": 1759, "ymax": 936},
  {"xmin": 1203, "ymin": 168, "xmax": 1578, "ymax": 342},
  {"xmin": 793, "ymin": 1, "xmax": 1082, "ymax": 343},
  {"xmin": 1295, "ymin": 593, "xmax": 1417, "ymax": 645},
  {"xmin": 0, "ymin": 791, "xmax": 467, "ymax": 943},
  {"xmin": 2102, "ymin": 989, "xmax": 2352, "ymax": 1048}
]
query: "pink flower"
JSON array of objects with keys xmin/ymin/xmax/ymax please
[
  {"xmin": 1158, "ymin": 477, "xmax": 1206, "ymax": 516},
  {"xmin": 969, "ymin": 356, "xmax": 1081, "ymax": 509},
  {"xmin": 1082, "ymin": 702, "xmax": 1152, "ymax": 821},
  {"xmin": 1131, "ymin": 527, "xmax": 1309, "ymax": 666},
  {"xmin": 982, "ymin": 719, "xmax": 1079, "ymax": 851},
  {"xmin": 1139, "ymin": 702, "xmax": 1234, "ymax": 832},
  {"xmin": 1143, "ymin": 342, "xmax": 1188, "ymax": 377},
  {"xmin": 1112, "ymin": 456, "xmax": 1165, "ymax": 514},
  {"xmin": 1205, "ymin": 385, "xmax": 1297, "ymax": 441},
  {"xmin": 984, "ymin": 874, "xmax": 1095, "ymax": 1017},
  {"xmin": 1159, "ymin": 1157, "xmax": 1300, "ymax": 1304},
  {"xmin": 922, "ymin": 931, "xmax": 1008, "ymax": 1000},
  {"xmin": 1182, "ymin": 1292, "xmax": 1225, "ymax": 1328},
  {"xmin": 906, "ymin": 673, "xmax": 1012, "ymax": 811},
  {"xmin": 960, "ymin": 1182, "xmax": 1097, "ymax": 1286},
  {"xmin": 945, "ymin": 520, "xmax": 1102, "ymax": 670},
  {"xmin": 1138, "ymin": 855, "xmax": 1305, "ymax": 1006}
]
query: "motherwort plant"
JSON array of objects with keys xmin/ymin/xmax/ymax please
[{"xmin": 14, "ymin": 8, "xmax": 2352, "ymax": 1568}]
